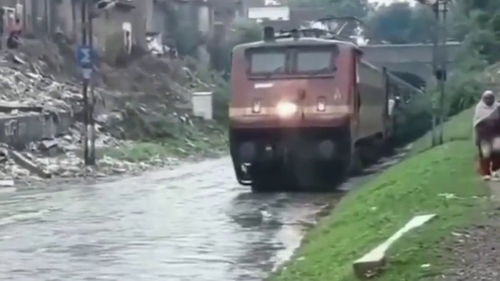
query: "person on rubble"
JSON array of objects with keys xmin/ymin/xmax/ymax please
[
  {"xmin": 474, "ymin": 90, "xmax": 500, "ymax": 180},
  {"xmin": 7, "ymin": 17, "xmax": 22, "ymax": 49}
]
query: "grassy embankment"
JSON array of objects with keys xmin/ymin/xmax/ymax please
[{"xmin": 272, "ymin": 108, "xmax": 490, "ymax": 281}]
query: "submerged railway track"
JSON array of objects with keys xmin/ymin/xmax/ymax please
[{"xmin": 0, "ymin": 147, "xmax": 408, "ymax": 281}]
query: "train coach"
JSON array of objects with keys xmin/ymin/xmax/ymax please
[{"xmin": 229, "ymin": 28, "xmax": 426, "ymax": 192}]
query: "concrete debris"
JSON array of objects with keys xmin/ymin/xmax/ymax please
[
  {"xmin": 11, "ymin": 54, "xmax": 25, "ymax": 65},
  {"xmin": 8, "ymin": 149, "xmax": 52, "ymax": 179},
  {"xmin": 0, "ymin": 39, "xmax": 223, "ymax": 183},
  {"xmin": 40, "ymin": 139, "xmax": 59, "ymax": 151},
  {"xmin": 0, "ymin": 116, "xmax": 185, "ymax": 181},
  {"xmin": 353, "ymin": 214, "xmax": 437, "ymax": 279},
  {"xmin": 0, "ymin": 54, "xmax": 83, "ymax": 114},
  {"xmin": 0, "ymin": 50, "xmax": 119, "ymax": 120},
  {"xmin": 0, "ymin": 148, "xmax": 8, "ymax": 163},
  {"xmin": 0, "ymin": 179, "xmax": 14, "ymax": 187}
]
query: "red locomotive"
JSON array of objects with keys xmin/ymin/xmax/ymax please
[{"xmin": 229, "ymin": 27, "xmax": 424, "ymax": 191}]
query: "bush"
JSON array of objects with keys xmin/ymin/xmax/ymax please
[
  {"xmin": 213, "ymin": 82, "xmax": 230, "ymax": 123},
  {"xmin": 463, "ymin": 29, "xmax": 500, "ymax": 63},
  {"xmin": 447, "ymin": 70, "xmax": 483, "ymax": 116},
  {"xmin": 441, "ymin": 2, "xmax": 500, "ymax": 120},
  {"xmin": 175, "ymin": 28, "xmax": 205, "ymax": 57},
  {"xmin": 392, "ymin": 93, "xmax": 433, "ymax": 144},
  {"xmin": 490, "ymin": 12, "xmax": 500, "ymax": 37}
]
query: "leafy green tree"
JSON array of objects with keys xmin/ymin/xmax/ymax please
[
  {"xmin": 463, "ymin": 29, "xmax": 500, "ymax": 63},
  {"xmin": 436, "ymin": 0, "xmax": 500, "ymax": 115},
  {"xmin": 367, "ymin": 3, "xmax": 434, "ymax": 44},
  {"xmin": 490, "ymin": 12, "xmax": 500, "ymax": 38},
  {"xmin": 330, "ymin": 0, "xmax": 370, "ymax": 18},
  {"xmin": 290, "ymin": 0, "xmax": 370, "ymax": 18},
  {"xmin": 207, "ymin": 19, "xmax": 262, "ymax": 72}
]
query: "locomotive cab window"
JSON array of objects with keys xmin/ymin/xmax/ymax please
[
  {"xmin": 295, "ymin": 47, "xmax": 338, "ymax": 74},
  {"xmin": 246, "ymin": 45, "xmax": 338, "ymax": 77},
  {"xmin": 248, "ymin": 49, "xmax": 287, "ymax": 74}
]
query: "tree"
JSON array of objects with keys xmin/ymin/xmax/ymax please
[
  {"xmin": 330, "ymin": 0, "xmax": 370, "ymax": 18},
  {"xmin": 290, "ymin": 0, "xmax": 370, "ymax": 18},
  {"xmin": 367, "ymin": 3, "xmax": 435, "ymax": 44},
  {"xmin": 491, "ymin": 12, "xmax": 500, "ymax": 38},
  {"xmin": 464, "ymin": 29, "xmax": 500, "ymax": 63},
  {"xmin": 208, "ymin": 19, "xmax": 262, "ymax": 72}
]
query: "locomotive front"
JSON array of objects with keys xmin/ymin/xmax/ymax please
[{"xmin": 229, "ymin": 38, "xmax": 356, "ymax": 191}]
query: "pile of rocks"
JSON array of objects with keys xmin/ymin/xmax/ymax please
[
  {"xmin": 0, "ymin": 53, "xmax": 80, "ymax": 113},
  {"xmin": 0, "ymin": 40, "xmax": 224, "ymax": 185},
  {"xmin": 0, "ymin": 123, "xmax": 181, "ymax": 185}
]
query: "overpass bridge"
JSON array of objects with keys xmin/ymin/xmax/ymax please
[{"xmin": 361, "ymin": 42, "xmax": 462, "ymax": 88}]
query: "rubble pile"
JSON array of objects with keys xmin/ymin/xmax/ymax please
[
  {"xmin": 0, "ymin": 53, "xmax": 83, "ymax": 114},
  {"xmin": 0, "ymin": 39, "xmax": 226, "ymax": 185},
  {"xmin": 29, "ymin": 122, "xmax": 179, "ymax": 177},
  {"xmin": 0, "ymin": 122, "xmax": 181, "ymax": 184}
]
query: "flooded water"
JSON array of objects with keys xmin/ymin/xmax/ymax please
[{"xmin": 0, "ymin": 149, "xmax": 407, "ymax": 281}]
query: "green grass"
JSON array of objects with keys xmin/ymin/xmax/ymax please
[
  {"xmin": 104, "ymin": 123, "xmax": 228, "ymax": 162},
  {"xmin": 411, "ymin": 108, "xmax": 474, "ymax": 154},
  {"xmin": 272, "ymin": 108, "xmax": 489, "ymax": 281}
]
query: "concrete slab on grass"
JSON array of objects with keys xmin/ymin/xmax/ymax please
[{"xmin": 353, "ymin": 214, "xmax": 436, "ymax": 279}]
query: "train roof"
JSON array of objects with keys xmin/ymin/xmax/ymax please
[{"xmin": 233, "ymin": 37, "xmax": 359, "ymax": 52}]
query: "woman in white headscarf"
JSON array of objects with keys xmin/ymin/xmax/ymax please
[{"xmin": 474, "ymin": 90, "xmax": 500, "ymax": 180}]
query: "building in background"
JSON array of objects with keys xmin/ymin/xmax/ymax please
[
  {"xmin": 240, "ymin": 0, "xmax": 333, "ymax": 32},
  {"xmin": 242, "ymin": 0, "xmax": 289, "ymax": 22},
  {"xmin": 0, "ymin": 0, "xmax": 245, "ymax": 66}
]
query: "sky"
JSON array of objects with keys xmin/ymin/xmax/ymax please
[{"xmin": 369, "ymin": 0, "xmax": 414, "ymax": 7}]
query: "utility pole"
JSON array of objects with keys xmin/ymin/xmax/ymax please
[
  {"xmin": 430, "ymin": 3, "xmax": 438, "ymax": 147},
  {"xmin": 78, "ymin": 0, "xmax": 96, "ymax": 166},
  {"xmin": 436, "ymin": 0, "xmax": 448, "ymax": 145},
  {"xmin": 81, "ymin": 0, "xmax": 90, "ymax": 166},
  {"xmin": 88, "ymin": 0, "xmax": 96, "ymax": 165},
  {"xmin": 417, "ymin": 0, "xmax": 449, "ymax": 147},
  {"xmin": 76, "ymin": 0, "xmax": 116, "ymax": 166}
]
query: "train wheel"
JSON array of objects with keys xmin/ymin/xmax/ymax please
[
  {"xmin": 287, "ymin": 157, "xmax": 345, "ymax": 192},
  {"xmin": 251, "ymin": 184, "xmax": 268, "ymax": 193},
  {"xmin": 349, "ymin": 150, "xmax": 364, "ymax": 176},
  {"xmin": 251, "ymin": 174, "xmax": 291, "ymax": 192},
  {"xmin": 251, "ymin": 182, "xmax": 279, "ymax": 193},
  {"xmin": 289, "ymin": 158, "xmax": 315, "ymax": 191},
  {"xmin": 249, "ymin": 162, "xmax": 286, "ymax": 192},
  {"xmin": 315, "ymin": 161, "xmax": 345, "ymax": 192}
]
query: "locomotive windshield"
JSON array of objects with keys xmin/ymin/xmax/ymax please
[
  {"xmin": 250, "ymin": 51, "xmax": 286, "ymax": 74},
  {"xmin": 296, "ymin": 50, "xmax": 333, "ymax": 73},
  {"xmin": 247, "ymin": 45, "xmax": 338, "ymax": 77}
]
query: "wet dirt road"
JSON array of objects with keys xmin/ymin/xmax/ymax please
[{"xmin": 0, "ymin": 151, "xmax": 407, "ymax": 281}]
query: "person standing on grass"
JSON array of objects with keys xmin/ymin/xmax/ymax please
[{"xmin": 474, "ymin": 90, "xmax": 500, "ymax": 180}]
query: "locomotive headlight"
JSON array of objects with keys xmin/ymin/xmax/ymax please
[
  {"xmin": 317, "ymin": 97, "xmax": 326, "ymax": 112},
  {"xmin": 276, "ymin": 101, "xmax": 298, "ymax": 118},
  {"xmin": 252, "ymin": 99, "xmax": 261, "ymax": 113}
]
